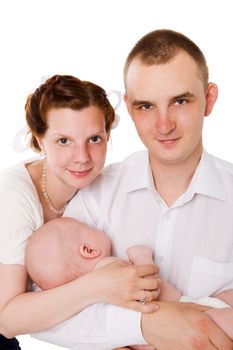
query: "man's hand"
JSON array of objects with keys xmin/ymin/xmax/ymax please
[{"xmin": 141, "ymin": 301, "xmax": 233, "ymax": 350}]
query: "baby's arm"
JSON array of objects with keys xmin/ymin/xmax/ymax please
[{"xmin": 126, "ymin": 246, "xmax": 181, "ymax": 302}]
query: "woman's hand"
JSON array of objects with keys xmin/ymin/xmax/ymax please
[{"xmin": 90, "ymin": 260, "xmax": 161, "ymax": 313}]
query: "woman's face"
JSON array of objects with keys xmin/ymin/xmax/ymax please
[{"xmin": 38, "ymin": 106, "xmax": 108, "ymax": 191}]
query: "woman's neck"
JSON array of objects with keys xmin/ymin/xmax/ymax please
[{"xmin": 26, "ymin": 160, "xmax": 77, "ymax": 222}]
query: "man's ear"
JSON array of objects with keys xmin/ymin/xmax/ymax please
[
  {"xmin": 124, "ymin": 93, "xmax": 133, "ymax": 119},
  {"xmin": 205, "ymin": 83, "xmax": 218, "ymax": 116},
  {"xmin": 79, "ymin": 243, "xmax": 101, "ymax": 259}
]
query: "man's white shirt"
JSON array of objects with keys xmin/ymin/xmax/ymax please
[{"xmin": 34, "ymin": 150, "xmax": 233, "ymax": 349}]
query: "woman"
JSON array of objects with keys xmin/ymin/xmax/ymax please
[{"xmin": 0, "ymin": 75, "xmax": 159, "ymax": 348}]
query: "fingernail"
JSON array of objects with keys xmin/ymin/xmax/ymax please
[{"xmin": 152, "ymin": 304, "xmax": 160, "ymax": 311}]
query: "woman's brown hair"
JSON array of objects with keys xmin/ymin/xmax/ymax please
[{"xmin": 25, "ymin": 75, "xmax": 115, "ymax": 151}]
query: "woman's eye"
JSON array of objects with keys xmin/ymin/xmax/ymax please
[
  {"xmin": 58, "ymin": 138, "xmax": 69, "ymax": 145},
  {"xmin": 89, "ymin": 136, "xmax": 102, "ymax": 144}
]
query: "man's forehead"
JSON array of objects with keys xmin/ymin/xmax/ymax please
[
  {"xmin": 125, "ymin": 54, "xmax": 204, "ymax": 98},
  {"xmin": 126, "ymin": 52, "xmax": 201, "ymax": 81}
]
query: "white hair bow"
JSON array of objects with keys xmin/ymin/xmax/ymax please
[{"xmin": 107, "ymin": 90, "xmax": 123, "ymax": 129}]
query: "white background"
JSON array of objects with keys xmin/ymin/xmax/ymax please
[{"xmin": 0, "ymin": 0, "xmax": 233, "ymax": 348}]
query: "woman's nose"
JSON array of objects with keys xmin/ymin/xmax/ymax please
[{"xmin": 73, "ymin": 144, "xmax": 90, "ymax": 163}]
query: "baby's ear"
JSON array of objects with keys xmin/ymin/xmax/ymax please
[{"xmin": 80, "ymin": 243, "xmax": 101, "ymax": 259}]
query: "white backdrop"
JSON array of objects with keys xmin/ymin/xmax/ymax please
[{"xmin": 0, "ymin": 0, "xmax": 233, "ymax": 348}]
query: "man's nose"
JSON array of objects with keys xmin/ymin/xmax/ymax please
[{"xmin": 154, "ymin": 111, "xmax": 176, "ymax": 135}]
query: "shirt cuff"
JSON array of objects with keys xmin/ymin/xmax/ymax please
[
  {"xmin": 180, "ymin": 295, "xmax": 230, "ymax": 308},
  {"xmin": 106, "ymin": 305, "xmax": 146, "ymax": 346}
]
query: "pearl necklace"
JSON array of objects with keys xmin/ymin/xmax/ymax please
[{"xmin": 40, "ymin": 159, "xmax": 68, "ymax": 215}]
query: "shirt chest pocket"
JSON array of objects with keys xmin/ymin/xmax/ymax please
[{"xmin": 188, "ymin": 256, "xmax": 233, "ymax": 299}]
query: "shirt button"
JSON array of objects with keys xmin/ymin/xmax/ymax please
[{"xmin": 158, "ymin": 255, "xmax": 164, "ymax": 262}]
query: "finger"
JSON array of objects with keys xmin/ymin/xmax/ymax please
[
  {"xmin": 145, "ymin": 289, "xmax": 161, "ymax": 302},
  {"xmin": 136, "ymin": 264, "xmax": 160, "ymax": 277},
  {"xmin": 208, "ymin": 339, "xmax": 219, "ymax": 350},
  {"xmin": 134, "ymin": 289, "xmax": 147, "ymax": 303},
  {"xmin": 139, "ymin": 277, "xmax": 161, "ymax": 291},
  {"xmin": 208, "ymin": 321, "xmax": 233, "ymax": 350},
  {"xmin": 127, "ymin": 300, "xmax": 160, "ymax": 313},
  {"xmin": 134, "ymin": 289, "xmax": 160, "ymax": 304}
]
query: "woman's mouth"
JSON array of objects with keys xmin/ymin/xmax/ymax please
[{"xmin": 69, "ymin": 168, "xmax": 93, "ymax": 178}]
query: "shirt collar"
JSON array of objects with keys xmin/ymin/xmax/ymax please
[
  {"xmin": 125, "ymin": 151, "xmax": 155, "ymax": 193},
  {"xmin": 124, "ymin": 150, "xmax": 228, "ymax": 203},
  {"xmin": 184, "ymin": 150, "xmax": 228, "ymax": 202}
]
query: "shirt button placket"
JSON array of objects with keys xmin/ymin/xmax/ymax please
[{"xmin": 155, "ymin": 209, "xmax": 174, "ymax": 278}]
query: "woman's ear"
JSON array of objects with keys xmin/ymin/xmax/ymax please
[
  {"xmin": 205, "ymin": 83, "xmax": 218, "ymax": 116},
  {"xmin": 35, "ymin": 136, "xmax": 44, "ymax": 152},
  {"xmin": 80, "ymin": 243, "xmax": 101, "ymax": 259}
]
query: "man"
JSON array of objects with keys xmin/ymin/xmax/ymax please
[{"xmin": 34, "ymin": 29, "xmax": 233, "ymax": 350}]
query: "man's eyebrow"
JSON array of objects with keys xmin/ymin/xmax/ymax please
[
  {"xmin": 170, "ymin": 91, "xmax": 196, "ymax": 102},
  {"xmin": 131, "ymin": 92, "xmax": 195, "ymax": 106},
  {"xmin": 131, "ymin": 99, "xmax": 153, "ymax": 106}
]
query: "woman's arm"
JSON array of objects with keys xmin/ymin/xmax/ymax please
[{"xmin": 0, "ymin": 260, "xmax": 159, "ymax": 338}]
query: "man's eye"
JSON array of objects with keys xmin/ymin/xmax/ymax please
[
  {"xmin": 141, "ymin": 104, "xmax": 152, "ymax": 110},
  {"xmin": 89, "ymin": 136, "xmax": 102, "ymax": 144},
  {"xmin": 175, "ymin": 99, "xmax": 186, "ymax": 105},
  {"xmin": 58, "ymin": 138, "xmax": 69, "ymax": 145}
]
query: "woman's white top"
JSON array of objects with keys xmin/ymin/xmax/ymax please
[{"xmin": 0, "ymin": 161, "xmax": 43, "ymax": 265}]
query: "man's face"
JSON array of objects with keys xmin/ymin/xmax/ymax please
[{"xmin": 124, "ymin": 51, "xmax": 217, "ymax": 168}]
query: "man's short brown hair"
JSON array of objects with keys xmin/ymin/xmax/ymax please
[{"xmin": 124, "ymin": 29, "xmax": 209, "ymax": 87}]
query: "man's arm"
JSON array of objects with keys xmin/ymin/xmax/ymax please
[
  {"xmin": 142, "ymin": 301, "xmax": 233, "ymax": 350},
  {"xmin": 159, "ymin": 279, "xmax": 233, "ymax": 340}
]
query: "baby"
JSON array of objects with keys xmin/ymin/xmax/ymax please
[
  {"xmin": 25, "ymin": 217, "xmax": 156, "ymax": 350},
  {"xmin": 25, "ymin": 217, "xmax": 233, "ymax": 349}
]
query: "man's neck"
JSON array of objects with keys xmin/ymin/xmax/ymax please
[{"xmin": 150, "ymin": 149, "xmax": 202, "ymax": 207}]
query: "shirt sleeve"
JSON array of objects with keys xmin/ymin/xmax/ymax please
[
  {"xmin": 0, "ymin": 173, "xmax": 42, "ymax": 265},
  {"xmin": 180, "ymin": 295, "xmax": 230, "ymax": 308},
  {"xmin": 64, "ymin": 188, "xmax": 100, "ymax": 227},
  {"xmin": 32, "ymin": 303, "xmax": 146, "ymax": 350}
]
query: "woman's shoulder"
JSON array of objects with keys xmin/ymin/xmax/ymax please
[
  {"xmin": 0, "ymin": 159, "xmax": 35, "ymax": 186},
  {"xmin": 0, "ymin": 160, "xmax": 40, "ymax": 205},
  {"xmin": 0, "ymin": 161, "xmax": 29, "ymax": 180}
]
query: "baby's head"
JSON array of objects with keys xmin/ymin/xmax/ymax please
[{"xmin": 25, "ymin": 217, "xmax": 111, "ymax": 289}]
